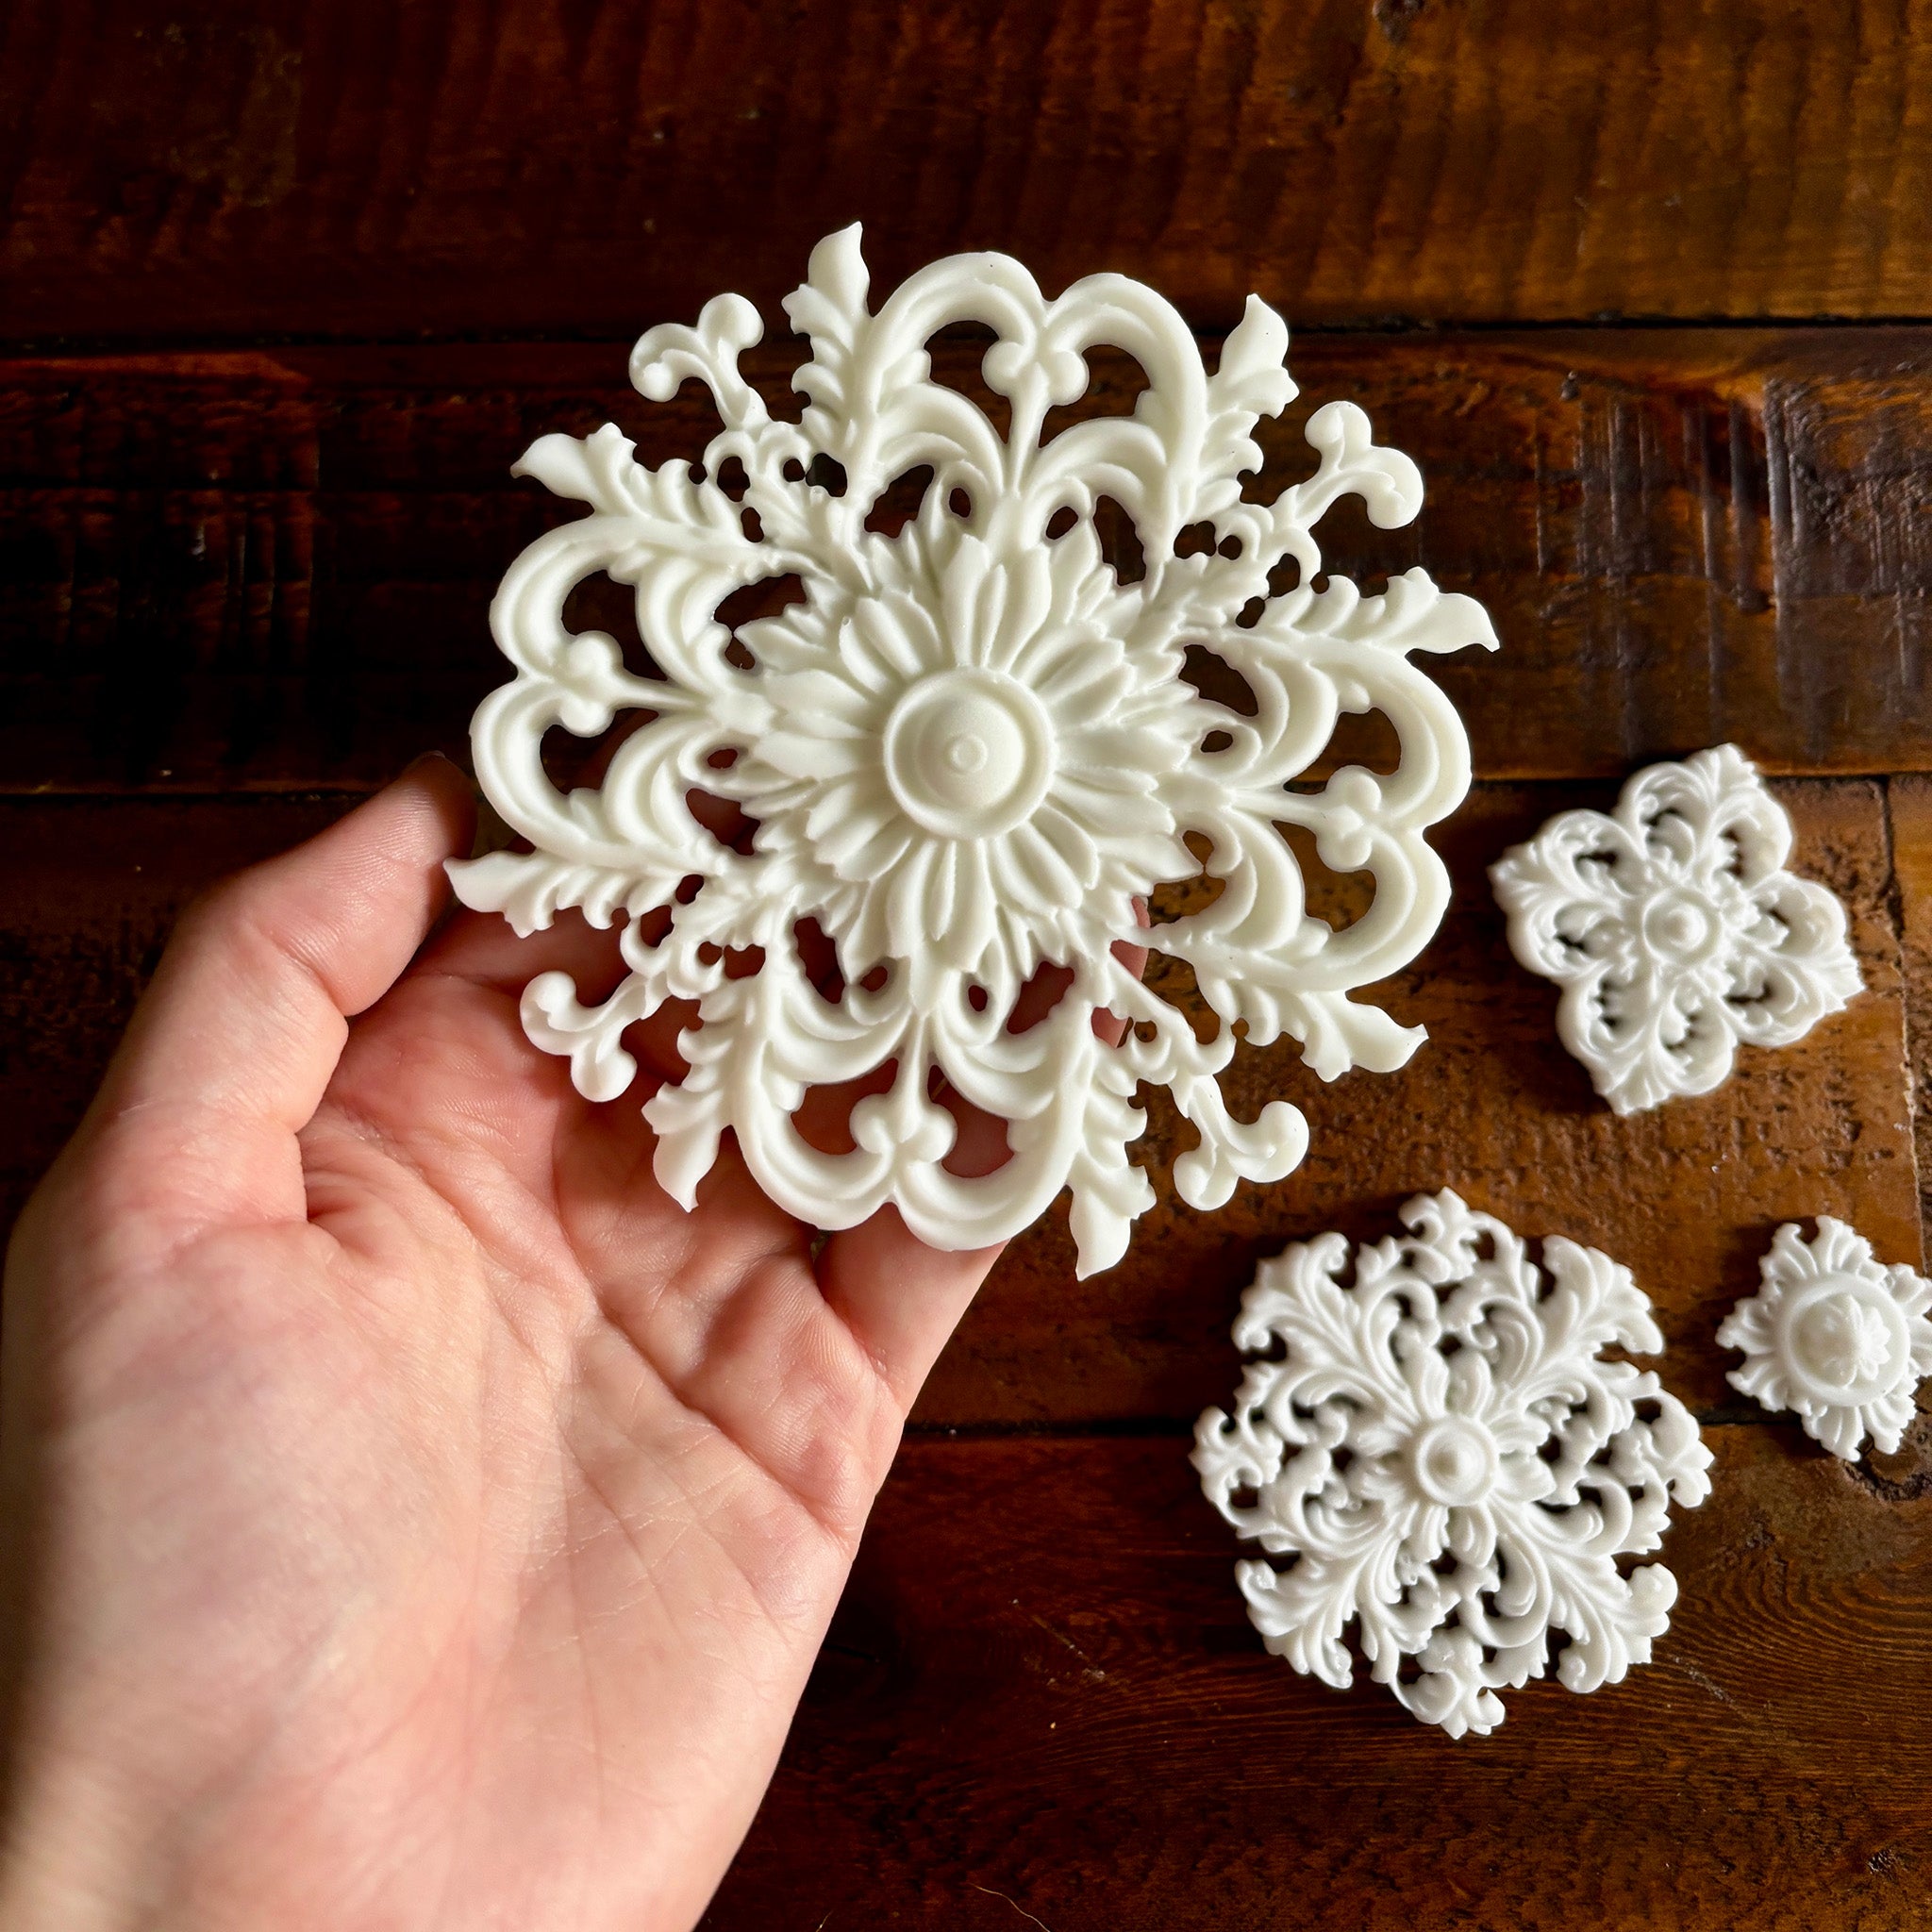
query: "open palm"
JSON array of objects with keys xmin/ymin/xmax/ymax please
[{"xmin": 0, "ymin": 760, "xmax": 1011, "ymax": 1932}]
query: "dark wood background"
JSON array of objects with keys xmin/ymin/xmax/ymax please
[{"xmin": 5, "ymin": 3, "xmax": 1932, "ymax": 1925}]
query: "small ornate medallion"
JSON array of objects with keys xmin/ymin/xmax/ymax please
[
  {"xmin": 1719, "ymin": 1219, "xmax": 1932, "ymax": 1458},
  {"xmin": 1490, "ymin": 745, "xmax": 1861, "ymax": 1114}
]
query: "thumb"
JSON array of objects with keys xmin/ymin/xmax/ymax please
[{"xmin": 79, "ymin": 758, "xmax": 476, "ymax": 1234}]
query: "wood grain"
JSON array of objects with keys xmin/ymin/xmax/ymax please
[
  {"xmin": 706, "ymin": 1424, "xmax": 1932, "ymax": 1931},
  {"xmin": 8, "ymin": 1, "xmax": 1932, "ymax": 341},
  {"xmin": 1892, "ymin": 774, "xmax": 1932, "ymax": 1252},
  {"xmin": 4, "ymin": 782, "xmax": 1916, "ymax": 1430},
  {"xmin": 5, "ymin": 329, "xmax": 1932, "ymax": 794}
]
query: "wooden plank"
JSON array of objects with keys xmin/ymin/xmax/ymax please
[
  {"xmin": 3, "ymin": 330, "xmax": 1932, "ymax": 791},
  {"xmin": 8, "ymin": 2, "xmax": 1932, "ymax": 341},
  {"xmin": 4, "ymin": 783, "xmax": 1916, "ymax": 1432},
  {"xmin": 706, "ymin": 1426, "xmax": 1932, "ymax": 1930},
  {"xmin": 0, "ymin": 794, "xmax": 355, "ymax": 1235}
]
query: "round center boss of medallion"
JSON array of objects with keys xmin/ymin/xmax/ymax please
[
  {"xmin": 882, "ymin": 667, "xmax": 1056, "ymax": 839},
  {"xmin": 1640, "ymin": 889, "xmax": 1721, "ymax": 965},
  {"xmin": 1788, "ymin": 1278, "xmax": 1908, "ymax": 1403},
  {"xmin": 1410, "ymin": 1415, "xmax": 1500, "ymax": 1507}
]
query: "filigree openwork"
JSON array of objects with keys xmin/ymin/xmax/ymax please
[
  {"xmin": 1490, "ymin": 745, "xmax": 1862, "ymax": 1115},
  {"xmin": 1193, "ymin": 1191, "xmax": 1712, "ymax": 1737},
  {"xmin": 450, "ymin": 227, "xmax": 1497, "ymax": 1273},
  {"xmin": 1719, "ymin": 1219, "xmax": 1932, "ymax": 1459}
]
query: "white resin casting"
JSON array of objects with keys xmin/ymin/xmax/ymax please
[
  {"xmin": 1718, "ymin": 1219, "xmax": 1932, "ymax": 1459},
  {"xmin": 450, "ymin": 227, "xmax": 1497, "ymax": 1274},
  {"xmin": 1490, "ymin": 745, "xmax": 1862, "ymax": 1114},
  {"xmin": 1193, "ymin": 1191, "xmax": 1711, "ymax": 1738}
]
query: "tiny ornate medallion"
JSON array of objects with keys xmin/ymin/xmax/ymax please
[
  {"xmin": 1719, "ymin": 1220, "xmax": 1932, "ymax": 1459},
  {"xmin": 1193, "ymin": 1191, "xmax": 1712, "ymax": 1737},
  {"xmin": 1490, "ymin": 745, "xmax": 1862, "ymax": 1115},
  {"xmin": 449, "ymin": 227, "xmax": 1498, "ymax": 1273}
]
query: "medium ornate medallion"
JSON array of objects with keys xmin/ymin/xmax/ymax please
[{"xmin": 1194, "ymin": 1191, "xmax": 1711, "ymax": 1736}]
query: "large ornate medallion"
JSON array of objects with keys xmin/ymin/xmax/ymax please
[{"xmin": 451, "ymin": 228, "xmax": 1496, "ymax": 1271}]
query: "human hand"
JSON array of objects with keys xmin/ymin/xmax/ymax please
[{"xmin": 0, "ymin": 758, "xmax": 1041, "ymax": 1931}]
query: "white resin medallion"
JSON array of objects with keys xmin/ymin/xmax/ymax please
[
  {"xmin": 1192, "ymin": 1191, "xmax": 1711, "ymax": 1738},
  {"xmin": 1718, "ymin": 1219, "xmax": 1932, "ymax": 1458},
  {"xmin": 1490, "ymin": 745, "xmax": 1861, "ymax": 1114},
  {"xmin": 449, "ymin": 226, "xmax": 1498, "ymax": 1274}
]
